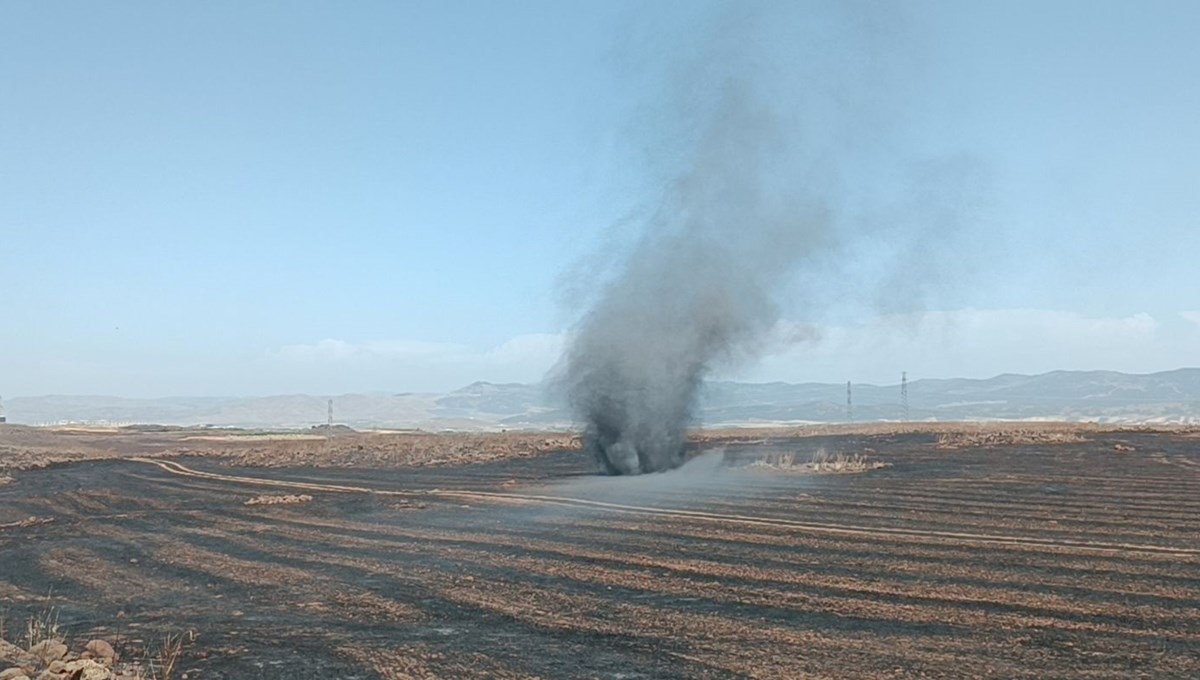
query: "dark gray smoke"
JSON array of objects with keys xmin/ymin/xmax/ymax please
[
  {"xmin": 564, "ymin": 3, "xmax": 974, "ymax": 474},
  {"xmin": 566, "ymin": 79, "xmax": 831, "ymax": 474}
]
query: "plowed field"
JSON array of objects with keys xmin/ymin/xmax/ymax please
[{"xmin": 2, "ymin": 428, "xmax": 1198, "ymax": 678}]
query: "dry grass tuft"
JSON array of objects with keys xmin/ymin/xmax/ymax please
[
  {"xmin": 143, "ymin": 630, "xmax": 196, "ymax": 680},
  {"xmin": 24, "ymin": 605, "xmax": 61, "ymax": 649},
  {"xmin": 808, "ymin": 449, "xmax": 890, "ymax": 473},
  {"xmin": 744, "ymin": 449, "xmax": 889, "ymax": 474}
]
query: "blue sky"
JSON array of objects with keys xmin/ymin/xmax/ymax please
[{"xmin": 2, "ymin": 1, "xmax": 1198, "ymax": 396}]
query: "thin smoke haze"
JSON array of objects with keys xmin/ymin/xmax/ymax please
[{"xmin": 563, "ymin": 3, "xmax": 981, "ymax": 474}]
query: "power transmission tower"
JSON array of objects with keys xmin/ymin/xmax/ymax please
[
  {"xmin": 846, "ymin": 381, "xmax": 853, "ymax": 423},
  {"xmin": 0, "ymin": 395, "xmax": 6, "ymax": 424},
  {"xmin": 327, "ymin": 398, "xmax": 334, "ymax": 429},
  {"xmin": 900, "ymin": 372, "xmax": 909, "ymax": 421}
]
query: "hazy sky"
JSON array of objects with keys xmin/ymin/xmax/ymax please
[{"xmin": 2, "ymin": 1, "xmax": 1198, "ymax": 397}]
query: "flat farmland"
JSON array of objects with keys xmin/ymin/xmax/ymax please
[{"xmin": 1, "ymin": 426, "xmax": 1198, "ymax": 678}]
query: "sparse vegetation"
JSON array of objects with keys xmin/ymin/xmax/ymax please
[
  {"xmin": 230, "ymin": 431, "xmax": 580, "ymax": 469},
  {"xmin": 747, "ymin": 451, "xmax": 800, "ymax": 469},
  {"xmin": 935, "ymin": 428, "xmax": 1088, "ymax": 449},
  {"xmin": 244, "ymin": 493, "xmax": 313, "ymax": 506},
  {"xmin": 143, "ymin": 630, "xmax": 195, "ymax": 680},
  {"xmin": 809, "ymin": 449, "xmax": 890, "ymax": 472},
  {"xmin": 0, "ymin": 599, "xmax": 194, "ymax": 680},
  {"xmin": 743, "ymin": 448, "xmax": 889, "ymax": 473},
  {"xmin": 21, "ymin": 603, "xmax": 61, "ymax": 650}
]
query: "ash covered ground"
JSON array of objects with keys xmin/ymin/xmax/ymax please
[{"xmin": 2, "ymin": 424, "xmax": 1199, "ymax": 679}]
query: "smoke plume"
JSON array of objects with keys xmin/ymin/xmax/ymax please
[{"xmin": 564, "ymin": 3, "xmax": 974, "ymax": 474}]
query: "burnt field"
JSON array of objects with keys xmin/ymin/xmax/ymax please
[{"xmin": 2, "ymin": 426, "xmax": 1199, "ymax": 678}]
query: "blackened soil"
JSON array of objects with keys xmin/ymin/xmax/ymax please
[{"xmin": 2, "ymin": 432, "xmax": 1199, "ymax": 678}]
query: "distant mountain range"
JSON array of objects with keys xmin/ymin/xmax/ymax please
[{"xmin": 6, "ymin": 368, "xmax": 1200, "ymax": 430}]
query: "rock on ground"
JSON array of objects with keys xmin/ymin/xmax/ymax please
[
  {"xmin": 83, "ymin": 641, "xmax": 115, "ymax": 664},
  {"xmin": 26, "ymin": 641, "xmax": 66, "ymax": 666}
]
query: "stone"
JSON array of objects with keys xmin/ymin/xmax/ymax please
[
  {"xmin": 61, "ymin": 659, "xmax": 110, "ymax": 680},
  {"xmin": 0, "ymin": 667, "xmax": 31, "ymax": 680},
  {"xmin": 0, "ymin": 641, "xmax": 32, "ymax": 664},
  {"xmin": 82, "ymin": 642, "xmax": 115, "ymax": 665},
  {"xmin": 26, "ymin": 641, "xmax": 67, "ymax": 664}
]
